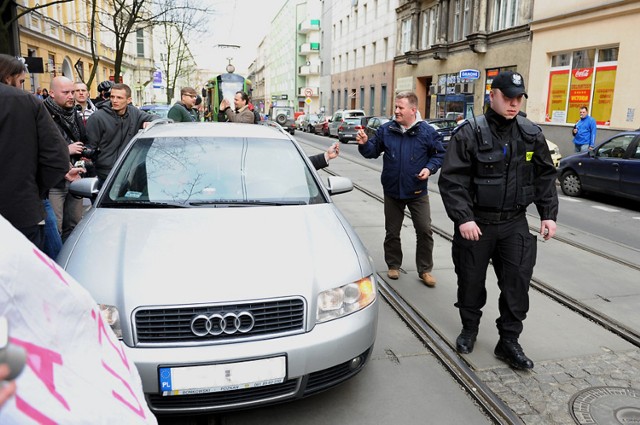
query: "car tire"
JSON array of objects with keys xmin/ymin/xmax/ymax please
[
  {"xmin": 308, "ymin": 125, "xmax": 314, "ymax": 133},
  {"xmin": 338, "ymin": 135, "xmax": 346, "ymax": 144},
  {"xmin": 276, "ymin": 114, "xmax": 287, "ymax": 125},
  {"xmin": 560, "ymin": 171, "xmax": 582, "ymax": 197}
]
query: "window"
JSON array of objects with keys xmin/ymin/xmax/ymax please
[
  {"xmin": 344, "ymin": 89, "xmax": 348, "ymax": 109},
  {"xmin": 453, "ymin": 0, "xmax": 461, "ymax": 41},
  {"xmin": 360, "ymin": 87, "xmax": 365, "ymax": 109},
  {"xmin": 369, "ymin": 86, "xmax": 375, "ymax": 115},
  {"xmin": 401, "ymin": 18, "xmax": 412, "ymax": 53},
  {"xmin": 493, "ymin": 0, "xmax": 518, "ymax": 31},
  {"xmin": 372, "ymin": 41, "xmax": 377, "ymax": 63},
  {"xmin": 383, "ymin": 38, "xmax": 388, "ymax": 61},
  {"xmin": 362, "ymin": 45, "xmax": 366, "ymax": 67},
  {"xmin": 545, "ymin": 47, "xmax": 618, "ymax": 126},
  {"xmin": 463, "ymin": 0, "xmax": 471, "ymax": 37},
  {"xmin": 136, "ymin": 29, "xmax": 144, "ymax": 58},
  {"xmin": 381, "ymin": 85, "xmax": 387, "ymax": 116},
  {"xmin": 421, "ymin": 7, "xmax": 437, "ymax": 49}
]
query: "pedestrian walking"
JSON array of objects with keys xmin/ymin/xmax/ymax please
[
  {"xmin": 438, "ymin": 71, "xmax": 559, "ymax": 370},
  {"xmin": 356, "ymin": 91, "xmax": 445, "ymax": 287}
]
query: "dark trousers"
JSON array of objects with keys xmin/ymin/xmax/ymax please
[
  {"xmin": 17, "ymin": 224, "xmax": 45, "ymax": 252},
  {"xmin": 452, "ymin": 216, "xmax": 537, "ymax": 339},
  {"xmin": 383, "ymin": 194, "xmax": 434, "ymax": 276}
]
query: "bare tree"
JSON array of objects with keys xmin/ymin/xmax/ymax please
[
  {"xmin": 156, "ymin": 0, "xmax": 207, "ymax": 104},
  {"xmin": 94, "ymin": 0, "xmax": 211, "ymax": 84},
  {"xmin": 0, "ymin": 0, "xmax": 74, "ymax": 54}
]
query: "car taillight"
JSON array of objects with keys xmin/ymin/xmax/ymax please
[
  {"xmin": 354, "ymin": 125, "xmax": 363, "ymax": 130},
  {"xmin": 339, "ymin": 126, "xmax": 344, "ymax": 131}
]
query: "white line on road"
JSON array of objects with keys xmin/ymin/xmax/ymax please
[
  {"xmin": 592, "ymin": 206, "xmax": 620, "ymax": 212},
  {"xmin": 558, "ymin": 196, "xmax": 583, "ymax": 202}
]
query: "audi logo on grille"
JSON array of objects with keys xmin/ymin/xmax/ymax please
[{"xmin": 190, "ymin": 312, "xmax": 255, "ymax": 336}]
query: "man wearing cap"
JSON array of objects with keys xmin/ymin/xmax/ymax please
[
  {"xmin": 438, "ymin": 71, "xmax": 558, "ymax": 370},
  {"xmin": 168, "ymin": 87, "xmax": 199, "ymax": 122}
]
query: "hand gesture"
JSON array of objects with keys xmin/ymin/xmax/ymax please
[
  {"xmin": 356, "ymin": 129, "xmax": 368, "ymax": 144},
  {"xmin": 68, "ymin": 141, "xmax": 84, "ymax": 156},
  {"xmin": 327, "ymin": 142, "xmax": 340, "ymax": 159}
]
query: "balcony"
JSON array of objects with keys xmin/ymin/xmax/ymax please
[
  {"xmin": 298, "ymin": 64, "xmax": 320, "ymax": 76},
  {"xmin": 298, "ymin": 19, "xmax": 320, "ymax": 33},
  {"xmin": 299, "ymin": 42, "xmax": 320, "ymax": 55}
]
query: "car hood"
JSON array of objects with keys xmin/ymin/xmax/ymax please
[{"xmin": 60, "ymin": 205, "xmax": 366, "ymax": 311}]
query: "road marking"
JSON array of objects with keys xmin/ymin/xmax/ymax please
[
  {"xmin": 592, "ymin": 206, "xmax": 620, "ymax": 212},
  {"xmin": 633, "ymin": 217, "xmax": 640, "ymax": 220},
  {"xmin": 558, "ymin": 196, "xmax": 582, "ymax": 202}
]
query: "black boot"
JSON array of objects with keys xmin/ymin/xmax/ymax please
[
  {"xmin": 455, "ymin": 329, "xmax": 477, "ymax": 354},
  {"xmin": 494, "ymin": 338, "xmax": 534, "ymax": 370}
]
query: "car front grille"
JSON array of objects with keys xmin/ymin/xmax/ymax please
[{"xmin": 134, "ymin": 298, "xmax": 305, "ymax": 344}]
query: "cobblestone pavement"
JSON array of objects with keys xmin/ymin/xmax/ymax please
[{"xmin": 476, "ymin": 349, "xmax": 640, "ymax": 424}]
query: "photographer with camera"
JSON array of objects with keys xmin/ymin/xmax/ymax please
[
  {"xmin": 43, "ymin": 76, "xmax": 88, "ymax": 242},
  {"xmin": 92, "ymin": 80, "xmax": 113, "ymax": 108}
]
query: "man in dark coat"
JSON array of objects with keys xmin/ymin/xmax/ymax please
[
  {"xmin": 0, "ymin": 83, "xmax": 70, "ymax": 250},
  {"xmin": 85, "ymin": 83, "xmax": 157, "ymax": 182}
]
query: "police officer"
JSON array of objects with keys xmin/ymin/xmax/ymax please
[{"xmin": 438, "ymin": 71, "xmax": 559, "ymax": 370}]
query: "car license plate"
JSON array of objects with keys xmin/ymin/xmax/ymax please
[{"xmin": 159, "ymin": 356, "xmax": 286, "ymax": 396}]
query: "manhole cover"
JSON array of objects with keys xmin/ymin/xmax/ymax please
[{"xmin": 570, "ymin": 386, "xmax": 640, "ymax": 425}]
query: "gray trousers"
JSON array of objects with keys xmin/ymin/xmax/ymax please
[
  {"xmin": 383, "ymin": 194, "xmax": 434, "ymax": 276},
  {"xmin": 49, "ymin": 182, "xmax": 84, "ymax": 242}
]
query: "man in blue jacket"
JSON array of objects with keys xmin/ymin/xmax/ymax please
[
  {"xmin": 356, "ymin": 91, "xmax": 445, "ymax": 287},
  {"xmin": 572, "ymin": 106, "xmax": 597, "ymax": 152}
]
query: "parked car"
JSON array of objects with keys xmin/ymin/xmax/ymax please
[
  {"xmin": 335, "ymin": 116, "xmax": 371, "ymax": 143},
  {"xmin": 268, "ymin": 105, "xmax": 296, "ymax": 135},
  {"xmin": 425, "ymin": 119, "xmax": 458, "ymax": 149},
  {"xmin": 364, "ymin": 116, "xmax": 391, "ymax": 140},
  {"xmin": 328, "ymin": 109, "xmax": 366, "ymax": 138},
  {"xmin": 301, "ymin": 114, "xmax": 321, "ymax": 133},
  {"xmin": 557, "ymin": 131, "xmax": 640, "ymax": 201},
  {"xmin": 295, "ymin": 114, "xmax": 306, "ymax": 131},
  {"xmin": 546, "ymin": 139, "xmax": 562, "ymax": 168},
  {"xmin": 313, "ymin": 115, "xmax": 330, "ymax": 136},
  {"xmin": 140, "ymin": 104, "xmax": 170, "ymax": 119},
  {"xmin": 58, "ymin": 122, "xmax": 378, "ymax": 415}
]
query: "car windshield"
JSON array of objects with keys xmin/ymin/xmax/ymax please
[
  {"xmin": 142, "ymin": 106, "xmax": 169, "ymax": 118},
  {"xmin": 344, "ymin": 118, "xmax": 361, "ymax": 125},
  {"xmin": 102, "ymin": 137, "xmax": 325, "ymax": 207}
]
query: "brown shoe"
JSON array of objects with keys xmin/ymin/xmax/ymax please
[
  {"xmin": 387, "ymin": 269, "xmax": 400, "ymax": 280},
  {"xmin": 420, "ymin": 272, "xmax": 436, "ymax": 287}
]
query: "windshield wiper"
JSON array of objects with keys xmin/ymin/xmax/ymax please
[
  {"xmin": 100, "ymin": 200, "xmax": 189, "ymax": 208},
  {"xmin": 188, "ymin": 199, "xmax": 307, "ymax": 207}
]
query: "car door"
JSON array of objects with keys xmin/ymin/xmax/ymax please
[
  {"xmin": 581, "ymin": 134, "xmax": 635, "ymax": 194},
  {"xmin": 618, "ymin": 137, "xmax": 640, "ymax": 200}
]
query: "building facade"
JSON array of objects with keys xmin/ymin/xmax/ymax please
[
  {"xmin": 16, "ymin": 0, "xmax": 155, "ymax": 104},
  {"xmin": 528, "ymin": 0, "xmax": 640, "ymax": 144}
]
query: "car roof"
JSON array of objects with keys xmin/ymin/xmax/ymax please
[{"xmin": 139, "ymin": 121, "xmax": 290, "ymax": 140}]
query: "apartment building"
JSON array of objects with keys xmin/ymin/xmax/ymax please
[{"xmin": 16, "ymin": 0, "xmax": 155, "ymax": 104}]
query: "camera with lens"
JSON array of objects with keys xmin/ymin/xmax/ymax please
[{"xmin": 81, "ymin": 146, "xmax": 100, "ymax": 160}]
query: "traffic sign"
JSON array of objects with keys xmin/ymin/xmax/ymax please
[
  {"xmin": 305, "ymin": 97, "xmax": 311, "ymax": 105},
  {"xmin": 304, "ymin": 88, "xmax": 313, "ymax": 97}
]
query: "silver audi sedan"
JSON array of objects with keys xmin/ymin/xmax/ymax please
[{"xmin": 58, "ymin": 122, "xmax": 378, "ymax": 415}]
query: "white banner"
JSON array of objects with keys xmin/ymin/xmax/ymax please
[{"xmin": 0, "ymin": 216, "xmax": 157, "ymax": 424}]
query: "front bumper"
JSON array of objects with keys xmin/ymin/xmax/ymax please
[{"xmin": 127, "ymin": 301, "xmax": 378, "ymax": 414}]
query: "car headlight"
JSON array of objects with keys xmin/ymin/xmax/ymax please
[
  {"xmin": 99, "ymin": 304, "xmax": 123, "ymax": 339},
  {"xmin": 316, "ymin": 275, "xmax": 376, "ymax": 323}
]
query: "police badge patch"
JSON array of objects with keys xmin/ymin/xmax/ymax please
[{"xmin": 512, "ymin": 73, "xmax": 523, "ymax": 86}]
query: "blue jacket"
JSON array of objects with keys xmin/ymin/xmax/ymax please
[
  {"xmin": 358, "ymin": 120, "xmax": 445, "ymax": 199},
  {"xmin": 573, "ymin": 115, "xmax": 597, "ymax": 147}
]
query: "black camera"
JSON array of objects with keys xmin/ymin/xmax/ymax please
[{"xmin": 81, "ymin": 146, "xmax": 100, "ymax": 160}]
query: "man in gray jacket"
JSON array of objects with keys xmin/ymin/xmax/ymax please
[{"xmin": 85, "ymin": 83, "xmax": 156, "ymax": 182}]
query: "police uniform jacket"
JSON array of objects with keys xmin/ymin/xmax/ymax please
[
  {"xmin": 358, "ymin": 120, "xmax": 445, "ymax": 200},
  {"xmin": 438, "ymin": 108, "xmax": 558, "ymax": 226}
]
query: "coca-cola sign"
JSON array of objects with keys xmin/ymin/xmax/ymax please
[{"xmin": 573, "ymin": 68, "xmax": 593, "ymax": 80}]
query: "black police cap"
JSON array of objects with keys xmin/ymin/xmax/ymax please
[{"xmin": 491, "ymin": 71, "xmax": 528, "ymax": 99}]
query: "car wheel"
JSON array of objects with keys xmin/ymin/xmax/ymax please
[
  {"xmin": 275, "ymin": 114, "xmax": 287, "ymax": 125},
  {"xmin": 338, "ymin": 135, "xmax": 346, "ymax": 143},
  {"xmin": 308, "ymin": 125, "xmax": 314, "ymax": 133},
  {"xmin": 560, "ymin": 171, "xmax": 582, "ymax": 197}
]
